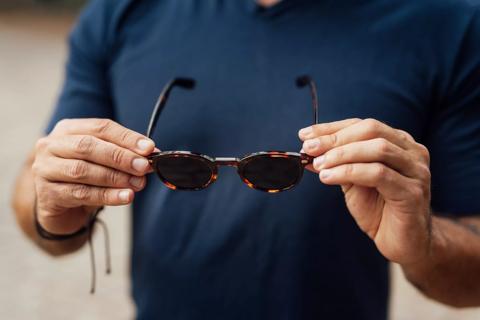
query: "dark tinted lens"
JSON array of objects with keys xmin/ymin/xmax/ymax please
[
  {"xmin": 241, "ymin": 155, "xmax": 302, "ymax": 191},
  {"xmin": 154, "ymin": 155, "xmax": 214, "ymax": 189}
]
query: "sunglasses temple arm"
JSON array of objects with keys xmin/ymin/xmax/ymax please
[
  {"xmin": 146, "ymin": 78, "xmax": 196, "ymax": 139},
  {"xmin": 296, "ymin": 75, "xmax": 319, "ymax": 125}
]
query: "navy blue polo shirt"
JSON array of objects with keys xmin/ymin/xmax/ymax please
[{"xmin": 47, "ymin": 1, "xmax": 480, "ymax": 319}]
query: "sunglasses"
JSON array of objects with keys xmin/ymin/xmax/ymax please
[{"xmin": 146, "ymin": 76, "xmax": 319, "ymax": 193}]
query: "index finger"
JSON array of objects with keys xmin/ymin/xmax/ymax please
[
  {"xmin": 52, "ymin": 118, "xmax": 155, "ymax": 156},
  {"xmin": 302, "ymin": 118, "xmax": 415, "ymax": 157},
  {"xmin": 298, "ymin": 118, "xmax": 362, "ymax": 141}
]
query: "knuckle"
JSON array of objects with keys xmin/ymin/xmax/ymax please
[
  {"xmin": 31, "ymin": 161, "xmax": 41, "ymax": 176},
  {"xmin": 322, "ymin": 123, "xmax": 332, "ymax": 132},
  {"xmin": 397, "ymin": 129, "xmax": 414, "ymax": 142},
  {"xmin": 343, "ymin": 163, "xmax": 355, "ymax": 176},
  {"xmin": 375, "ymin": 138, "xmax": 390, "ymax": 155},
  {"xmin": 32, "ymin": 157, "xmax": 48, "ymax": 179},
  {"xmin": 32, "ymin": 162, "xmax": 49, "ymax": 181},
  {"xmin": 418, "ymin": 164, "xmax": 431, "ymax": 182},
  {"xmin": 363, "ymin": 118, "xmax": 381, "ymax": 135},
  {"xmin": 92, "ymin": 118, "xmax": 113, "ymax": 135},
  {"xmin": 100, "ymin": 188, "xmax": 110, "ymax": 204},
  {"xmin": 70, "ymin": 184, "xmax": 90, "ymax": 201},
  {"xmin": 329, "ymin": 133, "xmax": 338, "ymax": 146},
  {"xmin": 332, "ymin": 147, "xmax": 345, "ymax": 162},
  {"xmin": 374, "ymin": 163, "xmax": 387, "ymax": 180},
  {"xmin": 107, "ymin": 169, "xmax": 122, "ymax": 186},
  {"xmin": 410, "ymin": 184, "xmax": 427, "ymax": 201},
  {"xmin": 307, "ymin": 124, "xmax": 319, "ymax": 136},
  {"xmin": 53, "ymin": 119, "xmax": 71, "ymax": 132},
  {"xmin": 37, "ymin": 182, "xmax": 57, "ymax": 207},
  {"xmin": 34, "ymin": 179, "xmax": 47, "ymax": 197},
  {"xmin": 68, "ymin": 160, "xmax": 88, "ymax": 179},
  {"xmin": 46, "ymin": 183, "xmax": 61, "ymax": 200},
  {"xmin": 111, "ymin": 147, "xmax": 126, "ymax": 166},
  {"xmin": 399, "ymin": 134, "xmax": 408, "ymax": 144},
  {"xmin": 310, "ymin": 124, "xmax": 321, "ymax": 134},
  {"xmin": 74, "ymin": 136, "xmax": 95, "ymax": 155},
  {"xmin": 398, "ymin": 132, "xmax": 410, "ymax": 145},
  {"xmin": 35, "ymin": 137, "xmax": 49, "ymax": 152},
  {"xmin": 417, "ymin": 143, "xmax": 430, "ymax": 163},
  {"xmin": 119, "ymin": 128, "xmax": 132, "ymax": 144}
]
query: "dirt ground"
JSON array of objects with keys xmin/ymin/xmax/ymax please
[{"xmin": 1, "ymin": 8, "xmax": 479, "ymax": 320}]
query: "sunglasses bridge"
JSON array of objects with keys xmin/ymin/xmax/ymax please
[
  {"xmin": 213, "ymin": 157, "xmax": 240, "ymax": 167},
  {"xmin": 212, "ymin": 156, "xmax": 310, "ymax": 167}
]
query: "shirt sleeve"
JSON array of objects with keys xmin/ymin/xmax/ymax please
[
  {"xmin": 45, "ymin": 0, "xmax": 114, "ymax": 134},
  {"xmin": 426, "ymin": 8, "xmax": 480, "ymax": 216}
]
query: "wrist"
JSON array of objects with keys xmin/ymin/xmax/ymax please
[
  {"xmin": 33, "ymin": 199, "xmax": 101, "ymax": 240},
  {"xmin": 401, "ymin": 216, "xmax": 447, "ymax": 286}
]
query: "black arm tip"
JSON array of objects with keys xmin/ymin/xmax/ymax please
[
  {"xmin": 175, "ymin": 78, "xmax": 196, "ymax": 89},
  {"xmin": 296, "ymin": 75, "xmax": 311, "ymax": 88}
]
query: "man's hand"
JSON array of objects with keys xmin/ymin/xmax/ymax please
[
  {"xmin": 299, "ymin": 118, "xmax": 432, "ymax": 266},
  {"xmin": 32, "ymin": 118, "xmax": 155, "ymax": 235}
]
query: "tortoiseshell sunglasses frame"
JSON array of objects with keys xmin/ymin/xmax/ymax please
[
  {"xmin": 148, "ymin": 150, "xmax": 313, "ymax": 193},
  {"xmin": 146, "ymin": 76, "xmax": 319, "ymax": 192}
]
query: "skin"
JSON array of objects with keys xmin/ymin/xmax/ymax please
[
  {"xmin": 299, "ymin": 118, "xmax": 480, "ymax": 307},
  {"xmin": 12, "ymin": 118, "xmax": 154, "ymax": 255},
  {"xmin": 257, "ymin": 0, "xmax": 280, "ymax": 7}
]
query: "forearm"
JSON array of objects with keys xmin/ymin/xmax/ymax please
[
  {"xmin": 402, "ymin": 215, "xmax": 480, "ymax": 307},
  {"xmin": 11, "ymin": 153, "xmax": 88, "ymax": 256}
]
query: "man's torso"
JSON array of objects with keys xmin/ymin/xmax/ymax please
[{"xmin": 65, "ymin": 0, "xmax": 477, "ymax": 318}]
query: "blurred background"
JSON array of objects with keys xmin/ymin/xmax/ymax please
[{"xmin": 1, "ymin": 1, "xmax": 480, "ymax": 319}]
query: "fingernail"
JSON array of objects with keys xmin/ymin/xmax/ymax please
[
  {"xmin": 129, "ymin": 176, "xmax": 144, "ymax": 188},
  {"xmin": 119, "ymin": 190, "xmax": 131, "ymax": 202},
  {"xmin": 299, "ymin": 127, "xmax": 312, "ymax": 137},
  {"xmin": 132, "ymin": 158, "xmax": 149, "ymax": 172},
  {"xmin": 137, "ymin": 139, "xmax": 153, "ymax": 151},
  {"xmin": 313, "ymin": 155, "xmax": 325, "ymax": 169},
  {"xmin": 304, "ymin": 139, "xmax": 319, "ymax": 150},
  {"xmin": 320, "ymin": 169, "xmax": 331, "ymax": 179}
]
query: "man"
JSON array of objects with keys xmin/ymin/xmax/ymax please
[{"xmin": 11, "ymin": 0, "xmax": 480, "ymax": 319}]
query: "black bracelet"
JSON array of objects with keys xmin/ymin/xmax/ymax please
[{"xmin": 33, "ymin": 197, "xmax": 103, "ymax": 241}]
